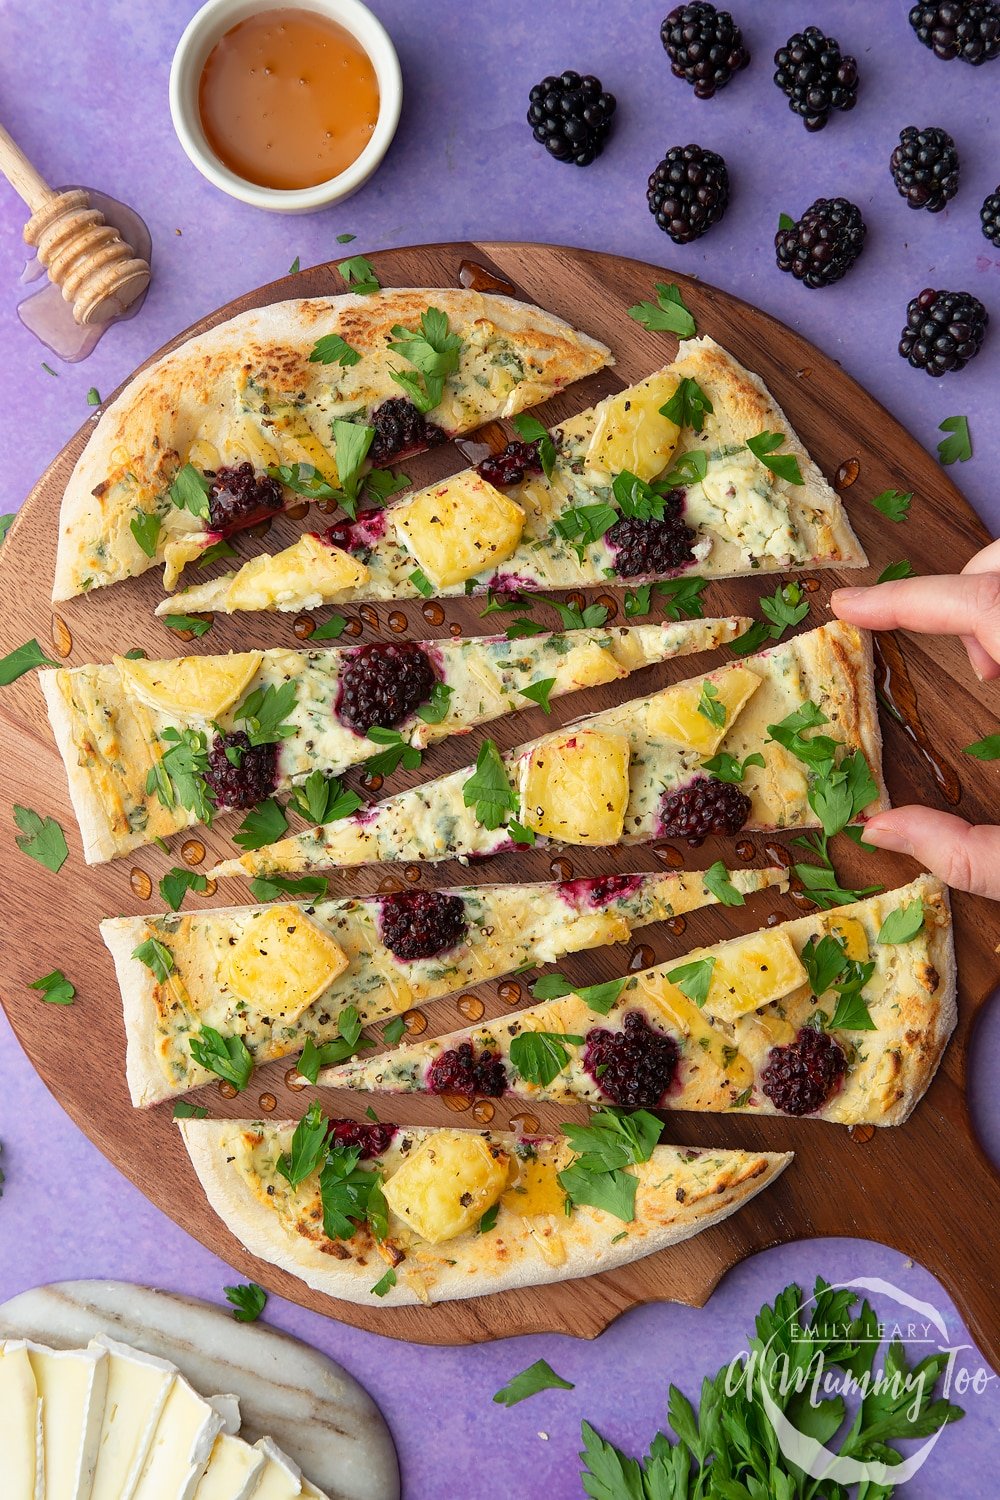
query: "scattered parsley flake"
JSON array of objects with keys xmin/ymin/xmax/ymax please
[
  {"xmin": 224, "ymin": 1282, "xmax": 267, "ymax": 1322},
  {"xmin": 937, "ymin": 414, "xmax": 972, "ymax": 465},
  {"xmin": 13, "ymin": 805, "xmax": 68, "ymax": 872},
  {"xmin": 627, "ymin": 282, "xmax": 696, "ymax": 338},
  {"xmin": 28, "ymin": 969, "xmax": 75, "ymax": 1005},
  {"xmin": 493, "ymin": 1360, "xmax": 575, "ymax": 1407}
]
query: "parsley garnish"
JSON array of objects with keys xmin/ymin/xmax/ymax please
[
  {"xmin": 336, "ymin": 232, "xmax": 356, "ymax": 244},
  {"xmin": 172, "ymin": 1100, "xmax": 208, "ymax": 1119},
  {"xmin": 697, "ymin": 680, "xmax": 726, "ymax": 728},
  {"xmin": 189, "ymin": 1025, "xmax": 254, "ymax": 1090},
  {"xmin": 938, "ymin": 414, "xmax": 972, "ymax": 465},
  {"xmin": 0, "ymin": 514, "xmax": 14, "ymax": 544},
  {"xmin": 28, "ymin": 969, "xmax": 75, "ymax": 1005},
  {"xmin": 309, "ymin": 332, "xmax": 361, "ymax": 367},
  {"xmin": 703, "ymin": 861, "xmax": 744, "ymax": 907},
  {"xmin": 509, "ymin": 1030, "xmax": 584, "ymax": 1087},
  {"xmin": 963, "ymin": 734, "xmax": 1000, "ymax": 760},
  {"xmin": 746, "ymin": 430, "xmax": 804, "ymax": 485},
  {"xmin": 558, "ymin": 1108, "xmax": 663, "ymax": 1222},
  {"xmin": 529, "ymin": 974, "xmax": 626, "ymax": 1014},
  {"xmin": 297, "ymin": 1008, "xmax": 375, "ymax": 1080},
  {"xmin": 249, "ymin": 873, "xmax": 328, "ymax": 903},
  {"xmin": 132, "ymin": 936, "xmax": 175, "ymax": 983},
  {"xmin": 627, "ymin": 282, "xmax": 696, "ymax": 338},
  {"xmin": 159, "ymin": 867, "xmax": 209, "ymax": 910},
  {"xmin": 277, "ymin": 1100, "xmax": 328, "ymax": 1185},
  {"xmin": 321, "ymin": 1144, "xmax": 387, "ymax": 1241},
  {"xmin": 493, "ymin": 1359, "xmax": 575, "ymax": 1407},
  {"xmin": 626, "ymin": 575, "xmax": 708, "ymax": 621},
  {"xmin": 800, "ymin": 932, "xmax": 876, "ymax": 1029},
  {"xmin": 537, "ymin": 595, "xmax": 610, "ymax": 631},
  {"xmin": 409, "ymin": 568, "xmax": 434, "ymax": 598},
  {"xmin": 197, "ymin": 538, "xmax": 237, "ymax": 569},
  {"xmin": 511, "ymin": 413, "xmax": 557, "ymax": 479},
  {"xmin": 288, "ymin": 255, "xmax": 300, "ymax": 274},
  {"xmin": 371, "ymin": 1269, "xmax": 397, "ymax": 1298},
  {"xmin": 311, "ymin": 613, "xmax": 348, "ymax": 641},
  {"xmin": 660, "ymin": 449, "xmax": 708, "ymax": 488},
  {"xmin": 130, "ymin": 509, "xmax": 161, "ymax": 557},
  {"xmin": 877, "ymin": 900, "xmax": 924, "ymax": 944},
  {"xmin": 338, "ymin": 255, "xmax": 380, "ymax": 294},
  {"xmin": 364, "ymin": 725, "xmax": 423, "ymax": 777},
  {"xmin": 332, "ymin": 418, "xmax": 374, "ymax": 513},
  {"xmin": 878, "ymin": 560, "xmax": 916, "ymax": 582},
  {"xmin": 267, "ymin": 462, "xmax": 338, "ymax": 501},
  {"xmin": 666, "ymin": 956, "xmax": 715, "ymax": 1008},
  {"xmin": 731, "ymin": 581, "xmax": 810, "ymax": 657},
  {"xmin": 233, "ymin": 798, "xmax": 289, "ymax": 851},
  {"xmin": 13, "ymin": 805, "xmax": 68, "ymax": 872},
  {"xmin": 224, "ymin": 1282, "xmax": 267, "ymax": 1322},
  {"xmin": 388, "ymin": 307, "xmax": 463, "ymax": 413},
  {"xmin": 699, "ymin": 750, "xmax": 765, "ymax": 783},
  {"xmin": 383, "ymin": 1015, "xmax": 407, "ymax": 1046},
  {"xmin": 463, "ymin": 739, "xmax": 518, "ymax": 829},
  {"xmin": 86, "ymin": 387, "xmax": 101, "ymax": 406},
  {"xmin": 147, "ymin": 728, "xmax": 213, "ymax": 823},
  {"xmin": 164, "ymin": 613, "xmax": 213, "ymax": 638},
  {"xmin": 169, "ymin": 463, "xmax": 211, "ymax": 520},
  {"xmin": 235, "ymin": 680, "xmax": 298, "ymax": 746},
  {"xmin": 477, "ymin": 1203, "xmax": 500, "ymax": 1234},
  {"xmin": 659, "ymin": 376, "xmax": 714, "ymax": 432},
  {"xmin": 871, "ymin": 488, "xmax": 913, "ymax": 522},
  {"xmin": 0, "ymin": 639, "xmax": 58, "ymax": 686},
  {"xmin": 415, "ymin": 681, "xmax": 453, "ymax": 724},
  {"xmin": 288, "ymin": 770, "xmax": 362, "ymax": 824},
  {"xmin": 520, "ymin": 677, "xmax": 556, "ymax": 714}
]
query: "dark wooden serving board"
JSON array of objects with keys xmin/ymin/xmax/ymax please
[{"xmin": 2, "ymin": 242, "xmax": 999, "ymax": 1353}]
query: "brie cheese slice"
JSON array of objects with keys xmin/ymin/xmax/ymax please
[
  {"xmin": 88, "ymin": 1335, "xmax": 177, "ymax": 1500},
  {"xmin": 133, "ymin": 1373, "xmax": 226, "ymax": 1500},
  {"xmin": 0, "ymin": 1341, "xmax": 43, "ymax": 1500},
  {"xmin": 192, "ymin": 1434, "xmax": 266, "ymax": 1500},
  {"xmin": 250, "ymin": 1439, "xmax": 303, "ymax": 1500},
  {"xmin": 27, "ymin": 1341, "xmax": 109, "ymax": 1500}
]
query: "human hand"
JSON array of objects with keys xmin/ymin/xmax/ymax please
[{"xmin": 831, "ymin": 539, "xmax": 1000, "ymax": 897}]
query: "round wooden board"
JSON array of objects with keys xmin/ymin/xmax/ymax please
[{"xmin": 2, "ymin": 241, "xmax": 999, "ymax": 1353}]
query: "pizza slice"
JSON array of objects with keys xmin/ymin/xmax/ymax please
[
  {"xmin": 323, "ymin": 875, "xmax": 954, "ymax": 1128},
  {"xmin": 178, "ymin": 1110, "xmax": 791, "ymax": 1306},
  {"xmin": 160, "ymin": 334, "xmax": 866, "ymax": 618},
  {"xmin": 102, "ymin": 865, "xmax": 786, "ymax": 1107},
  {"xmin": 41, "ymin": 616, "xmax": 743, "ymax": 864},
  {"xmin": 52, "ymin": 289, "xmax": 612, "ymax": 601},
  {"xmin": 211, "ymin": 620, "xmax": 887, "ymax": 882}
]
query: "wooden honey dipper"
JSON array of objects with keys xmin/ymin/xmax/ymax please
[{"xmin": 0, "ymin": 123, "xmax": 150, "ymax": 326}]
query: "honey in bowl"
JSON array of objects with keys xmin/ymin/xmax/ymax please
[{"xmin": 198, "ymin": 8, "xmax": 380, "ymax": 191}]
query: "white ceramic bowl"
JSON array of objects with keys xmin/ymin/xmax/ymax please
[{"xmin": 169, "ymin": 0, "xmax": 402, "ymax": 214}]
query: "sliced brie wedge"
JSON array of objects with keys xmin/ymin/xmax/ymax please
[
  {"xmin": 133, "ymin": 1372, "xmax": 227, "ymax": 1500},
  {"xmin": 192, "ymin": 1434, "xmax": 266, "ymax": 1500},
  {"xmin": 88, "ymin": 1335, "xmax": 177, "ymax": 1500},
  {"xmin": 27, "ymin": 1341, "xmax": 109, "ymax": 1500},
  {"xmin": 0, "ymin": 1341, "xmax": 43, "ymax": 1500}
]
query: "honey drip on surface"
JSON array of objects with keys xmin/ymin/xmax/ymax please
[
  {"xmin": 498, "ymin": 980, "xmax": 522, "ymax": 1007},
  {"xmin": 403, "ymin": 863, "xmax": 422, "ymax": 883},
  {"xmin": 343, "ymin": 617, "xmax": 363, "ymax": 637},
  {"xmin": 458, "ymin": 260, "xmax": 518, "ymax": 297},
  {"xmin": 874, "ymin": 633, "xmax": 960, "ymax": 806},
  {"xmin": 218, "ymin": 1080, "xmax": 238, "ymax": 1100},
  {"xmin": 259, "ymin": 1092, "xmax": 278, "ymax": 1112},
  {"xmin": 629, "ymin": 943, "xmax": 654, "ymax": 972},
  {"xmin": 181, "ymin": 839, "xmax": 205, "ymax": 865},
  {"xmin": 443, "ymin": 1092, "xmax": 472, "ymax": 1112},
  {"xmin": 421, "ymin": 601, "xmax": 445, "ymax": 627},
  {"xmin": 293, "ymin": 613, "xmax": 316, "ymax": 639},
  {"xmin": 129, "ymin": 867, "xmax": 152, "ymax": 900},
  {"xmin": 472, "ymin": 1099, "xmax": 495, "ymax": 1123},
  {"xmin": 285, "ymin": 1066, "xmax": 308, "ymax": 1091},
  {"xmin": 457, "ymin": 994, "xmax": 485, "ymax": 1021},
  {"xmin": 666, "ymin": 915, "xmax": 687, "ymax": 937},
  {"xmin": 763, "ymin": 841, "xmax": 792, "ymax": 869},
  {"xmin": 285, "ymin": 500, "xmax": 310, "ymax": 520},
  {"xmin": 388, "ymin": 610, "xmax": 408, "ymax": 634},
  {"xmin": 358, "ymin": 604, "xmax": 380, "ymax": 633},
  {"xmin": 509, "ymin": 1112, "xmax": 540, "ymax": 1135},
  {"xmin": 403, "ymin": 1010, "xmax": 427, "ymax": 1035},
  {"xmin": 735, "ymin": 838, "xmax": 756, "ymax": 861},
  {"xmin": 655, "ymin": 843, "xmax": 685, "ymax": 869},
  {"xmin": 849, "ymin": 1123, "xmax": 875, "ymax": 1143},
  {"xmin": 549, "ymin": 856, "xmax": 574, "ymax": 881},
  {"xmin": 50, "ymin": 616, "xmax": 72, "ymax": 658},
  {"xmin": 835, "ymin": 457, "xmax": 860, "ymax": 490}
]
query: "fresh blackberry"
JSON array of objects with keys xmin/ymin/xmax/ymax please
[
  {"xmin": 659, "ymin": 776, "xmax": 751, "ymax": 843},
  {"xmin": 584, "ymin": 1011, "xmax": 679, "ymax": 1108},
  {"xmin": 367, "ymin": 398, "xmax": 446, "ymax": 466},
  {"xmin": 647, "ymin": 144, "xmax": 730, "ymax": 243},
  {"xmin": 899, "ymin": 288, "xmax": 988, "ymax": 375},
  {"xmin": 204, "ymin": 730, "xmax": 278, "ymax": 810},
  {"xmin": 379, "ymin": 890, "xmax": 468, "ymax": 961},
  {"xmin": 207, "ymin": 463, "xmax": 283, "ymax": 534},
  {"xmin": 660, "ymin": 3, "xmax": 750, "ymax": 98},
  {"xmin": 475, "ymin": 440, "xmax": 543, "ymax": 488},
  {"xmin": 760, "ymin": 1027, "xmax": 846, "ymax": 1116},
  {"xmin": 428, "ymin": 1042, "xmax": 508, "ymax": 1099},
  {"xmin": 890, "ymin": 126, "xmax": 960, "ymax": 213},
  {"xmin": 527, "ymin": 70, "xmax": 617, "ymax": 166},
  {"xmin": 909, "ymin": 1, "xmax": 1000, "ymax": 62},
  {"xmin": 775, "ymin": 197, "xmax": 867, "ymax": 289},
  {"xmin": 328, "ymin": 1118, "xmax": 397, "ymax": 1158},
  {"xmin": 773, "ymin": 27, "xmax": 859, "ymax": 131},
  {"xmin": 982, "ymin": 187, "xmax": 1000, "ymax": 245},
  {"xmin": 606, "ymin": 498, "xmax": 696, "ymax": 578},
  {"xmin": 336, "ymin": 642, "xmax": 437, "ymax": 735}
]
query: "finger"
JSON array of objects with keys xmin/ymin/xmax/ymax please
[
  {"xmin": 961, "ymin": 538, "xmax": 1000, "ymax": 577},
  {"xmin": 863, "ymin": 807, "xmax": 1000, "ymax": 899},
  {"xmin": 831, "ymin": 574, "xmax": 1000, "ymax": 665},
  {"xmin": 961, "ymin": 634, "xmax": 1000, "ymax": 681}
]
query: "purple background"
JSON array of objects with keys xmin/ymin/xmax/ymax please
[{"xmin": 1, "ymin": 2, "xmax": 999, "ymax": 1494}]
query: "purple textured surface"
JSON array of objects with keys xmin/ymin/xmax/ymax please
[{"xmin": 1, "ymin": 2, "xmax": 999, "ymax": 1495}]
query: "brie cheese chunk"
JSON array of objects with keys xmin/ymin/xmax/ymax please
[
  {"xmin": 0, "ymin": 1341, "xmax": 43, "ymax": 1500},
  {"xmin": 251, "ymin": 1439, "xmax": 303, "ymax": 1500},
  {"xmin": 88, "ymin": 1336, "xmax": 177, "ymax": 1500},
  {"xmin": 27, "ymin": 1341, "xmax": 109, "ymax": 1500},
  {"xmin": 133, "ymin": 1373, "xmax": 226, "ymax": 1500},
  {"xmin": 192, "ymin": 1434, "xmax": 266, "ymax": 1500}
]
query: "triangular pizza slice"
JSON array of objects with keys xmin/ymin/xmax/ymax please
[
  {"xmin": 179, "ymin": 1112, "xmax": 791, "ymax": 1306},
  {"xmin": 160, "ymin": 335, "xmax": 866, "ymax": 618},
  {"xmin": 41, "ymin": 616, "xmax": 743, "ymax": 863},
  {"xmin": 102, "ymin": 864, "xmax": 786, "ymax": 1107},
  {"xmin": 53, "ymin": 289, "xmax": 612, "ymax": 601},
  {"xmin": 211, "ymin": 620, "xmax": 886, "ymax": 881},
  {"xmin": 323, "ymin": 875, "xmax": 954, "ymax": 1128}
]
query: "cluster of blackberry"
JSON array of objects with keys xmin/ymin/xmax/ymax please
[{"xmin": 527, "ymin": 1, "xmax": 995, "ymax": 372}]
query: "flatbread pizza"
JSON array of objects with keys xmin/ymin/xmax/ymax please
[
  {"xmin": 41, "ymin": 616, "xmax": 744, "ymax": 863},
  {"xmin": 211, "ymin": 620, "xmax": 887, "ymax": 881},
  {"xmin": 101, "ymin": 864, "xmax": 786, "ymax": 1107},
  {"xmin": 324, "ymin": 875, "xmax": 954, "ymax": 1128},
  {"xmin": 178, "ymin": 1111, "xmax": 791, "ymax": 1307},
  {"xmin": 161, "ymin": 335, "xmax": 867, "ymax": 618},
  {"xmin": 53, "ymin": 289, "xmax": 612, "ymax": 601}
]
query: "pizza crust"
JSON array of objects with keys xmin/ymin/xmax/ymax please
[{"xmin": 179, "ymin": 1120, "xmax": 791, "ymax": 1307}]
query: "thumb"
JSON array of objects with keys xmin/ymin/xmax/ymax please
[{"xmin": 863, "ymin": 807, "xmax": 1000, "ymax": 899}]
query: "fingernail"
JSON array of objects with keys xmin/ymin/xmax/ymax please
[
  {"xmin": 830, "ymin": 588, "xmax": 863, "ymax": 605},
  {"xmin": 863, "ymin": 823, "xmax": 913, "ymax": 856}
]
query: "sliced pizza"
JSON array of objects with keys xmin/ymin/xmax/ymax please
[
  {"xmin": 211, "ymin": 620, "xmax": 887, "ymax": 882},
  {"xmin": 178, "ymin": 1111, "xmax": 791, "ymax": 1306},
  {"xmin": 52, "ymin": 289, "xmax": 612, "ymax": 601},
  {"xmin": 102, "ymin": 865, "xmax": 785, "ymax": 1107},
  {"xmin": 159, "ymin": 335, "xmax": 866, "ymax": 618},
  {"xmin": 41, "ymin": 616, "xmax": 744, "ymax": 864},
  {"xmin": 323, "ymin": 875, "xmax": 954, "ymax": 1128}
]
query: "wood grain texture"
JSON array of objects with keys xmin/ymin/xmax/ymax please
[{"xmin": 1, "ymin": 241, "xmax": 998, "ymax": 1353}]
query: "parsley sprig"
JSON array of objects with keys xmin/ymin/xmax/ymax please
[
  {"xmin": 627, "ymin": 282, "xmax": 697, "ymax": 338},
  {"xmin": 462, "ymin": 739, "xmax": 518, "ymax": 829},
  {"xmin": 388, "ymin": 307, "xmax": 463, "ymax": 413},
  {"xmin": 558, "ymin": 1107, "xmax": 662, "ymax": 1223},
  {"xmin": 730, "ymin": 581, "xmax": 810, "ymax": 657}
]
